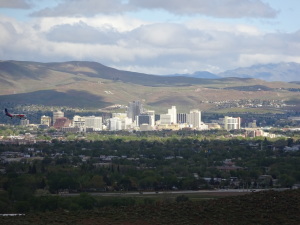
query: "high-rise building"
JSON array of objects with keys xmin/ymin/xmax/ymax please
[
  {"xmin": 177, "ymin": 113, "xmax": 187, "ymax": 124},
  {"xmin": 53, "ymin": 110, "xmax": 64, "ymax": 125},
  {"xmin": 224, "ymin": 116, "xmax": 241, "ymax": 130},
  {"xmin": 108, "ymin": 117, "xmax": 122, "ymax": 131},
  {"xmin": 167, "ymin": 106, "xmax": 177, "ymax": 124},
  {"xmin": 143, "ymin": 110, "xmax": 155, "ymax": 126},
  {"xmin": 127, "ymin": 101, "xmax": 143, "ymax": 122},
  {"xmin": 41, "ymin": 115, "xmax": 51, "ymax": 127},
  {"xmin": 136, "ymin": 114, "xmax": 152, "ymax": 126},
  {"xmin": 160, "ymin": 114, "xmax": 172, "ymax": 125},
  {"xmin": 73, "ymin": 115, "xmax": 85, "ymax": 128},
  {"xmin": 85, "ymin": 116, "xmax": 102, "ymax": 131},
  {"xmin": 188, "ymin": 109, "xmax": 202, "ymax": 129}
]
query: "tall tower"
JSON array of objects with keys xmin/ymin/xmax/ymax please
[
  {"xmin": 127, "ymin": 101, "xmax": 143, "ymax": 122},
  {"xmin": 177, "ymin": 113, "xmax": 187, "ymax": 124},
  {"xmin": 167, "ymin": 106, "xmax": 177, "ymax": 124},
  {"xmin": 189, "ymin": 109, "xmax": 201, "ymax": 129},
  {"xmin": 53, "ymin": 110, "xmax": 64, "ymax": 125}
]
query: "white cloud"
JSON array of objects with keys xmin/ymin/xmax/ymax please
[
  {"xmin": 36, "ymin": 15, "xmax": 146, "ymax": 33},
  {"xmin": 1, "ymin": 12, "xmax": 300, "ymax": 77}
]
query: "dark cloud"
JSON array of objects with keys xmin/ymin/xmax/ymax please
[{"xmin": 0, "ymin": 0, "xmax": 31, "ymax": 9}]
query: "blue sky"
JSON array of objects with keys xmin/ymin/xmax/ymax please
[{"xmin": 0, "ymin": 0, "xmax": 299, "ymax": 81}]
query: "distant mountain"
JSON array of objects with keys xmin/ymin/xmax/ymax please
[
  {"xmin": 0, "ymin": 60, "xmax": 299, "ymax": 111},
  {"xmin": 0, "ymin": 60, "xmax": 219, "ymax": 88},
  {"xmin": 167, "ymin": 71, "xmax": 220, "ymax": 79},
  {"xmin": 218, "ymin": 62, "xmax": 300, "ymax": 82}
]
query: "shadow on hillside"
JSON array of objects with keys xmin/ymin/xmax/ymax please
[{"xmin": 0, "ymin": 89, "xmax": 111, "ymax": 108}]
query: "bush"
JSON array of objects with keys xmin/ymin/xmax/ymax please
[{"xmin": 175, "ymin": 195, "xmax": 189, "ymax": 202}]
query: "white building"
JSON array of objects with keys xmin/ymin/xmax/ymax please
[
  {"xmin": 167, "ymin": 106, "xmax": 177, "ymax": 124},
  {"xmin": 108, "ymin": 117, "xmax": 123, "ymax": 131},
  {"xmin": 72, "ymin": 115, "xmax": 102, "ymax": 131},
  {"xmin": 160, "ymin": 114, "xmax": 172, "ymax": 125},
  {"xmin": 188, "ymin": 109, "xmax": 202, "ymax": 129},
  {"xmin": 73, "ymin": 115, "xmax": 85, "ymax": 129},
  {"xmin": 144, "ymin": 110, "xmax": 155, "ymax": 126},
  {"xmin": 85, "ymin": 116, "xmax": 102, "ymax": 131},
  {"xmin": 224, "ymin": 116, "xmax": 241, "ymax": 130}
]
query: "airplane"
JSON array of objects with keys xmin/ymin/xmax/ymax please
[{"xmin": 5, "ymin": 108, "xmax": 27, "ymax": 119}]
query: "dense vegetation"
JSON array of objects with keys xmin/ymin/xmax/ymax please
[
  {"xmin": 1, "ymin": 130, "xmax": 300, "ymax": 215},
  {"xmin": 1, "ymin": 189, "xmax": 300, "ymax": 225}
]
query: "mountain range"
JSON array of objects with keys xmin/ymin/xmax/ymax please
[
  {"xmin": 0, "ymin": 60, "xmax": 299, "ymax": 112},
  {"xmin": 168, "ymin": 62, "xmax": 300, "ymax": 82}
]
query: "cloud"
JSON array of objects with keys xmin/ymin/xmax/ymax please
[
  {"xmin": 0, "ymin": 0, "xmax": 31, "ymax": 9},
  {"xmin": 46, "ymin": 22, "xmax": 122, "ymax": 44},
  {"xmin": 31, "ymin": 0, "xmax": 277, "ymax": 19},
  {"xmin": 31, "ymin": 0, "xmax": 132, "ymax": 17},
  {"xmin": 1, "ymin": 14, "xmax": 300, "ymax": 78},
  {"xmin": 129, "ymin": 0, "xmax": 277, "ymax": 18}
]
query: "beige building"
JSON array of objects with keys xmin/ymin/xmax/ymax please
[
  {"xmin": 41, "ymin": 115, "xmax": 51, "ymax": 126},
  {"xmin": 224, "ymin": 116, "xmax": 241, "ymax": 130}
]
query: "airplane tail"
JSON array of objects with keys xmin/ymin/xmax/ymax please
[{"xmin": 5, "ymin": 108, "xmax": 13, "ymax": 118}]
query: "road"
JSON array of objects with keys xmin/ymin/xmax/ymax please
[{"xmin": 59, "ymin": 188, "xmax": 286, "ymax": 197}]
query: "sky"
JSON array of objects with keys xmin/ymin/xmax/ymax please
[{"xmin": 0, "ymin": 0, "xmax": 300, "ymax": 77}]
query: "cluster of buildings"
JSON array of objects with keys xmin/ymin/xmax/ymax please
[{"xmin": 31, "ymin": 101, "xmax": 242, "ymax": 132}]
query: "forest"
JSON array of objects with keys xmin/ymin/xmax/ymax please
[{"xmin": 1, "ymin": 129, "xmax": 300, "ymax": 214}]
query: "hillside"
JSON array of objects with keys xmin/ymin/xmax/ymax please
[{"xmin": 0, "ymin": 60, "xmax": 299, "ymax": 112}]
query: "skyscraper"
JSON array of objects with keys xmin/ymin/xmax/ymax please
[
  {"xmin": 177, "ymin": 113, "xmax": 187, "ymax": 124},
  {"xmin": 85, "ymin": 116, "xmax": 102, "ymax": 131},
  {"xmin": 167, "ymin": 106, "xmax": 177, "ymax": 124},
  {"xmin": 127, "ymin": 101, "xmax": 143, "ymax": 122},
  {"xmin": 189, "ymin": 109, "xmax": 201, "ymax": 129}
]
